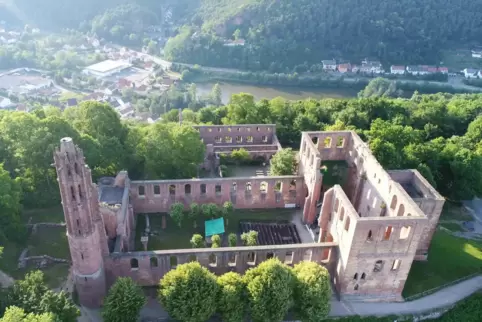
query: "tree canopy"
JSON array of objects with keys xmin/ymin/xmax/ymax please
[
  {"xmin": 269, "ymin": 148, "xmax": 297, "ymax": 176},
  {"xmin": 244, "ymin": 258, "xmax": 294, "ymax": 322},
  {"xmin": 102, "ymin": 277, "xmax": 146, "ymax": 322},
  {"xmin": 216, "ymin": 272, "xmax": 247, "ymax": 322},
  {"xmin": 158, "ymin": 262, "xmax": 219, "ymax": 322}
]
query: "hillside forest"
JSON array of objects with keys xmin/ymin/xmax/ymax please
[
  {"xmin": 2, "ymin": 93, "xmax": 482, "ymax": 244},
  {"xmin": 2, "ymin": 1, "xmax": 482, "ymax": 71}
]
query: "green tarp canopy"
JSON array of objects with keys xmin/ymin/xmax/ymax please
[{"xmin": 205, "ymin": 217, "xmax": 225, "ymax": 237}]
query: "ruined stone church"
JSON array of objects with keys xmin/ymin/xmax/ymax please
[{"xmin": 54, "ymin": 125, "xmax": 444, "ymax": 307}]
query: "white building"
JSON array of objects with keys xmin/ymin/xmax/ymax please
[
  {"xmin": 0, "ymin": 96, "xmax": 13, "ymax": 109},
  {"xmin": 83, "ymin": 60, "xmax": 132, "ymax": 78},
  {"xmin": 321, "ymin": 60, "xmax": 337, "ymax": 71},
  {"xmin": 463, "ymin": 68, "xmax": 479, "ymax": 79},
  {"xmin": 472, "ymin": 50, "xmax": 482, "ymax": 59},
  {"xmin": 390, "ymin": 65, "xmax": 406, "ymax": 75}
]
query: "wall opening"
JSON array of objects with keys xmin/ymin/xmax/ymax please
[
  {"xmin": 383, "ymin": 226, "xmax": 393, "ymax": 240},
  {"xmin": 228, "ymin": 254, "xmax": 237, "ymax": 267},
  {"xmin": 225, "ymin": 136, "xmax": 232, "ymax": 143},
  {"xmin": 274, "ymin": 181, "xmax": 282, "ymax": 192},
  {"xmin": 169, "ymin": 185, "xmax": 176, "ymax": 196},
  {"xmin": 284, "ymin": 251, "xmax": 294, "ymax": 264},
  {"xmin": 231, "ymin": 182, "xmax": 237, "ymax": 192},
  {"xmin": 336, "ymin": 137, "xmax": 345, "ymax": 148},
  {"xmin": 339, "ymin": 207, "xmax": 345, "ymax": 221},
  {"xmin": 361, "ymin": 273, "xmax": 366, "ymax": 280},
  {"xmin": 78, "ymin": 185, "xmax": 83, "ymax": 200},
  {"xmin": 236, "ymin": 136, "xmax": 242, "ymax": 143},
  {"xmin": 390, "ymin": 195, "xmax": 397, "ymax": 210},
  {"xmin": 200, "ymin": 184, "xmax": 207, "ymax": 195},
  {"xmin": 344, "ymin": 216, "xmax": 351, "ymax": 231},
  {"xmin": 400, "ymin": 226, "xmax": 411, "ymax": 239},
  {"xmin": 312, "ymin": 136, "xmax": 319, "ymax": 145},
  {"xmin": 353, "ymin": 273, "xmax": 358, "ymax": 280},
  {"xmin": 209, "ymin": 254, "xmax": 217, "ymax": 267},
  {"xmin": 81, "ymin": 253, "xmax": 84, "ymax": 260},
  {"xmin": 247, "ymin": 136, "xmax": 253, "ymax": 143},
  {"xmin": 266, "ymin": 252, "xmax": 274, "ymax": 259},
  {"xmin": 74, "ymin": 162, "xmax": 79, "ymax": 175},
  {"xmin": 71, "ymin": 186, "xmax": 76, "ymax": 202},
  {"xmin": 150, "ymin": 257, "xmax": 158, "ymax": 268},
  {"xmin": 260, "ymin": 181, "xmax": 268, "ymax": 194},
  {"xmin": 391, "ymin": 259, "xmax": 401, "ymax": 271},
  {"xmin": 334, "ymin": 198, "xmax": 339, "ymax": 212},
  {"xmin": 367, "ymin": 230, "xmax": 373, "ymax": 242},
  {"xmin": 215, "ymin": 184, "xmax": 222, "ymax": 196},
  {"xmin": 324, "ymin": 137, "xmax": 332, "ymax": 148},
  {"xmin": 170, "ymin": 256, "xmax": 177, "ymax": 268},
  {"xmin": 262, "ymin": 135, "xmax": 268, "ymax": 143},
  {"xmin": 373, "ymin": 260, "xmax": 384, "ymax": 273},
  {"xmin": 303, "ymin": 249, "xmax": 312, "ymax": 261},
  {"xmin": 289, "ymin": 180, "xmax": 297, "ymax": 197},
  {"xmin": 138, "ymin": 185, "xmax": 145, "ymax": 197},
  {"xmin": 354, "ymin": 284, "xmax": 359, "ymax": 291},
  {"xmin": 130, "ymin": 258, "xmax": 139, "ymax": 270},
  {"xmin": 188, "ymin": 255, "xmax": 197, "ymax": 262},
  {"xmin": 247, "ymin": 252, "xmax": 256, "ymax": 265},
  {"xmin": 245, "ymin": 182, "xmax": 252, "ymax": 195},
  {"xmin": 185, "ymin": 184, "xmax": 191, "ymax": 195},
  {"xmin": 397, "ymin": 204, "xmax": 405, "ymax": 216},
  {"xmin": 215, "ymin": 136, "xmax": 222, "ymax": 143},
  {"xmin": 154, "ymin": 185, "xmax": 160, "ymax": 195}
]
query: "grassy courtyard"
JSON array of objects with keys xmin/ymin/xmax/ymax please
[
  {"xmin": 403, "ymin": 229, "xmax": 482, "ymax": 298},
  {"xmin": 0, "ymin": 206, "xmax": 70, "ymax": 288},
  {"xmin": 135, "ymin": 209, "xmax": 296, "ymax": 251}
]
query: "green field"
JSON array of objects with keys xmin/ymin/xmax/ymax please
[
  {"xmin": 403, "ymin": 230, "xmax": 482, "ymax": 298},
  {"xmin": 135, "ymin": 209, "xmax": 296, "ymax": 251},
  {"xmin": 440, "ymin": 222, "xmax": 463, "ymax": 232}
]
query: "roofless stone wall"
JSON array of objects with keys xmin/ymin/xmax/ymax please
[
  {"xmin": 130, "ymin": 176, "xmax": 306, "ymax": 213},
  {"xmin": 104, "ymin": 242, "xmax": 338, "ymax": 287}
]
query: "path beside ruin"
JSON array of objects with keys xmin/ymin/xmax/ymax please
[
  {"xmin": 331, "ymin": 275, "xmax": 482, "ymax": 317},
  {"xmin": 0, "ymin": 269, "xmax": 14, "ymax": 288}
]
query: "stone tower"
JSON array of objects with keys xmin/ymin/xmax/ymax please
[{"xmin": 54, "ymin": 137, "xmax": 108, "ymax": 307}]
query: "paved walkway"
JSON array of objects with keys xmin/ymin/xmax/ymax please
[{"xmin": 331, "ymin": 275, "xmax": 482, "ymax": 317}]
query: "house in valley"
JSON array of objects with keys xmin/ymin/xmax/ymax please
[
  {"xmin": 337, "ymin": 63, "xmax": 351, "ymax": 73},
  {"xmin": 463, "ymin": 68, "xmax": 479, "ymax": 79},
  {"xmin": 390, "ymin": 65, "xmax": 405, "ymax": 75},
  {"xmin": 322, "ymin": 60, "xmax": 337, "ymax": 71}
]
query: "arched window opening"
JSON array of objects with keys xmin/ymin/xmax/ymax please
[
  {"xmin": 339, "ymin": 207, "xmax": 345, "ymax": 221},
  {"xmin": 324, "ymin": 137, "xmax": 332, "ymax": 148},
  {"xmin": 312, "ymin": 136, "xmax": 319, "ymax": 145},
  {"xmin": 215, "ymin": 184, "xmax": 222, "ymax": 196},
  {"xmin": 150, "ymin": 257, "xmax": 158, "ymax": 268},
  {"xmin": 361, "ymin": 273, "xmax": 366, "ymax": 280},
  {"xmin": 169, "ymin": 185, "xmax": 176, "ymax": 196},
  {"xmin": 170, "ymin": 256, "xmax": 177, "ymax": 268},
  {"xmin": 184, "ymin": 184, "xmax": 191, "ymax": 195},
  {"xmin": 353, "ymin": 273, "xmax": 358, "ymax": 280},
  {"xmin": 260, "ymin": 182, "xmax": 268, "ymax": 194},
  {"xmin": 209, "ymin": 254, "xmax": 217, "ymax": 267},
  {"xmin": 74, "ymin": 163, "xmax": 79, "ymax": 175},
  {"xmin": 400, "ymin": 226, "xmax": 411, "ymax": 240},
  {"xmin": 154, "ymin": 185, "xmax": 160, "ymax": 195},
  {"xmin": 354, "ymin": 284, "xmax": 359, "ymax": 291},
  {"xmin": 373, "ymin": 260, "xmax": 384, "ymax": 273},
  {"xmin": 383, "ymin": 226, "xmax": 393, "ymax": 241},
  {"xmin": 200, "ymin": 184, "xmax": 207, "ymax": 195},
  {"xmin": 390, "ymin": 195, "xmax": 397, "ymax": 210},
  {"xmin": 138, "ymin": 185, "xmax": 145, "ymax": 196},
  {"xmin": 397, "ymin": 204, "xmax": 405, "ymax": 217},
  {"xmin": 344, "ymin": 216, "xmax": 351, "ymax": 231}
]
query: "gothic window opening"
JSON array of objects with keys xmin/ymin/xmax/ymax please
[
  {"xmin": 236, "ymin": 136, "xmax": 243, "ymax": 143},
  {"xmin": 336, "ymin": 137, "xmax": 345, "ymax": 148},
  {"xmin": 215, "ymin": 184, "xmax": 222, "ymax": 196},
  {"xmin": 71, "ymin": 186, "xmax": 76, "ymax": 202},
  {"xmin": 78, "ymin": 185, "xmax": 83, "ymax": 200},
  {"xmin": 81, "ymin": 253, "xmax": 84, "ymax": 260},
  {"xmin": 74, "ymin": 162, "xmax": 79, "ymax": 175},
  {"xmin": 324, "ymin": 137, "xmax": 332, "ymax": 148},
  {"xmin": 367, "ymin": 230, "xmax": 373, "ymax": 242},
  {"xmin": 361, "ymin": 273, "xmax": 366, "ymax": 280},
  {"xmin": 354, "ymin": 284, "xmax": 359, "ymax": 291},
  {"xmin": 184, "ymin": 184, "xmax": 191, "ymax": 195},
  {"xmin": 400, "ymin": 226, "xmax": 411, "ymax": 240},
  {"xmin": 353, "ymin": 273, "xmax": 358, "ymax": 280},
  {"xmin": 383, "ymin": 226, "xmax": 393, "ymax": 241},
  {"xmin": 262, "ymin": 135, "xmax": 268, "ymax": 143}
]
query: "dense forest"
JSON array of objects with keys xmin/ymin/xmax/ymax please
[{"xmin": 165, "ymin": 0, "xmax": 482, "ymax": 70}]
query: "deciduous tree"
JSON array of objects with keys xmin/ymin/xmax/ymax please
[
  {"xmin": 159, "ymin": 262, "xmax": 219, "ymax": 322},
  {"xmin": 102, "ymin": 277, "xmax": 146, "ymax": 322},
  {"xmin": 244, "ymin": 258, "xmax": 294, "ymax": 322},
  {"xmin": 0, "ymin": 306, "xmax": 55, "ymax": 322},
  {"xmin": 292, "ymin": 262, "xmax": 331, "ymax": 322},
  {"xmin": 211, "ymin": 234, "xmax": 221, "ymax": 248},
  {"xmin": 217, "ymin": 272, "xmax": 247, "ymax": 322},
  {"xmin": 269, "ymin": 148, "xmax": 296, "ymax": 176},
  {"xmin": 170, "ymin": 202, "xmax": 185, "ymax": 228}
]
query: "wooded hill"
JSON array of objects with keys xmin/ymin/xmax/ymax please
[{"xmin": 164, "ymin": 0, "xmax": 482, "ymax": 70}]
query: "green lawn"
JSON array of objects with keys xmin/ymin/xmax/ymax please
[
  {"xmin": 321, "ymin": 160, "xmax": 348, "ymax": 189},
  {"xmin": 135, "ymin": 209, "xmax": 296, "ymax": 251},
  {"xmin": 440, "ymin": 202, "xmax": 473, "ymax": 221},
  {"xmin": 440, "ymin": 222, "xmax": 463, "ymax": 232},
  {"xmin": 1, "ymin": 206, "xmax": 69, "ymax": 288},
  {"xmin": 403, "ymin": 230, "xmax": 482, "ymax": 298},
  {"xmin": 21, "ymin": 206, "xmax": 65, "ymax": 223}
]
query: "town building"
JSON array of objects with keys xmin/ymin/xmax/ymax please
[
  {"xmin": 390, "ymin": 66, "xmax": 405, "ymax": 75},
  {"xmin": 83, "ymin": 60, "xmax": 132, "ymax": 78},
  {"xmin": 54, "ymin": 126, "xmax": 444, "ymax": 307},
  {"xmin": 338, "ymin": 64, "xmax": 351, "ymax": 73},
  {"xmin": 463, "ymin": 68, "xmax": 479, "ymax": 79},
  {"xmin": 437, "ymin": 67, "xmax": 449, "ymax": 74},
  {"xmin": 322, "ymin": 60, "xmax": 337, "ymax": 71},
  {"xmin": 223, "ymin": 39, "xmax": 246, "ymax": 47},
  {"xmin": 0, "ymin": 96, "xmax": 13, "ymax": 109},
  {"xmin": 472, "ymin": 50, "xmax": 482, "ymax": 59}
]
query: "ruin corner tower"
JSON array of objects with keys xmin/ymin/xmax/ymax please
[{"xmin": 54, "ymin": 137, "xmax": 108, "ymax": 307}]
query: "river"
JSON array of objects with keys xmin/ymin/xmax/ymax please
[{"xmin": 195, "ymin": 82, "xmax": 359, "ymax": 104}]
